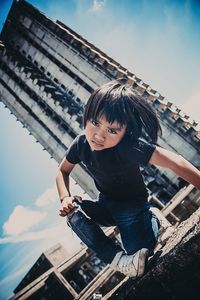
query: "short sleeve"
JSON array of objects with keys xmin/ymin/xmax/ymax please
[
  {"xmin": 136, "ymin": 139, "xmax": 156, "ymax": 166},
  {"xmin": 65, "ymin": 135, "xmax": 82, "ymax": 164}
]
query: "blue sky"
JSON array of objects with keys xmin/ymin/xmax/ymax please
[{"xmin": 0, "ymin": 0, "xmax": 200, "ymax": 299}]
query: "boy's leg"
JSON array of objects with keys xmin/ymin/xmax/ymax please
[
  {"xmin": 67, "ymin": 200, "xmax": 122, "ymax": 264},
  {"xmin": 108, "ymin": 203, "xmax": 159, "ymax": 278},
  {"xmin": 111, "ymin": 203, "xmax": 159, "ymax": 255}
]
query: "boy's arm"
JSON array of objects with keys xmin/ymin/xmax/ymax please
[
  {"xmin": 56, "ymin": 157, "xmax": 81, "ymax": 216},
  {"xmin": 149, "ymin": 146, "xmax": 200, "ymax": 190},
  {"xmin": 56, "ymin": 157, "xmax": 75, "ymax": 202}
]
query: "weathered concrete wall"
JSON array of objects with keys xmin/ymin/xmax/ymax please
[{"xmin": 0, "ymin": 47, "xmax": 98, "ymax": 198}]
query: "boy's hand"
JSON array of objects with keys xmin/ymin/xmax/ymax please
[{"xmin": 59, "ymin": 195, "xmax": 82, "ymax": 217}]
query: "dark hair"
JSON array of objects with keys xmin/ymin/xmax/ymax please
[{"xmin": 83, "ymin": 79, "xmax": 162, "ymax": 143}]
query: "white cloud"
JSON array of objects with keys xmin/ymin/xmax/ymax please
[
  {"xmin": 3, "ymin": 205, "xmax": 47, "ymax": 235},
  {"xmin": 0, "ymin": 224, "xmax": 61, "ymax": 244},
  {"xmin": 35, "ymin": 185, "xmax": 58, "ymax": 207},
  {"xmin": 90, "ymin": 0, "xmax": 106, "ymax": 12},
  {"xmin": 0, "ymin": 221, "xmax": 82, "ymax": 255}
]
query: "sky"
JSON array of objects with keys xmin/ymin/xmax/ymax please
[{"xmin": 0, "ymin": 0, "xmax": 200, "ymax": 299}]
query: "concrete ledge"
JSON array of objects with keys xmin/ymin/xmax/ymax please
[{"xmin": 105, "ymin": 208, "xmax": 200, "ymax": 300}]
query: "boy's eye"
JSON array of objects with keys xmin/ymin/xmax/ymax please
[
  {"xmin": 91, "ymin": 120, "xmax": 99, "ymax": 126},
  {"xmin": 109, "ymin": 129, "xmax": 117, "ymax": 134}
]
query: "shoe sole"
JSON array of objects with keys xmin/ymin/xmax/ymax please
[{"xmin": 137, "ymin": 248, "xmax": 149, "ymax": 277}]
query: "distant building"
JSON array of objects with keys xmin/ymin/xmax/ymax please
[
  {"xmin": 11, "ymin": 230, "xmax": 124, "ymax": 300},
  {"xmin": 13, "ymin": 243, "xmax": 70, "ymax": 295},
  {"xmin": 149, "ymin": 184, "xmax": 200, "ymax": 224}
]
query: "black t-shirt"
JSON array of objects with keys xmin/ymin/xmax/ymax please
[{"xmin": 66, "ymin": 134, "xmax": 156, "ymax": 201}]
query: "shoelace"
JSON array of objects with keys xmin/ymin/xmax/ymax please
[{"xmin": 119, "ymin": 253, "xmax": 138, "ymax": 274}]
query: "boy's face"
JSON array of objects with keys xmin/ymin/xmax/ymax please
[{"xmin": 85, "ymin": 114, "xmax": 127, "ymax": 151}]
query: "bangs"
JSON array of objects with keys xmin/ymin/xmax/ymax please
[
  {"xmin": 83, "ymin": 81, "xmax": 135, "ymax": 128},
  {"xmin": 88, "ymin": 99, "xmax": 128, "ymax": 127}
]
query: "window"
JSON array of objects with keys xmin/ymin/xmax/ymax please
[
  {"xmin": 61, "ymin": 84, "xmax": 66, "ymax": 90},
  {"xmin": 81, "ymin": 263, "xmax": 89, "ymax": 271}
]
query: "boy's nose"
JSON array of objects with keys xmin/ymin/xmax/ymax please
[{"xmin": 94, "ymin": 133, "xmax": 105, "ymax": 143}]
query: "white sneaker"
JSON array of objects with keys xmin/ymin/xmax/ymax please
[{"xmin": 110, "ymin": 248, "xmax": 149, "ymax": 278}]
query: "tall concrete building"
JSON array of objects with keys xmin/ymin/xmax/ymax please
[{"xmin": 0, "ymin": 0, "xmax": 199, "ymax": 207}]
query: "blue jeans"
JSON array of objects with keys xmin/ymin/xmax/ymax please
[{"xmin": 67, "ymin": 194, "xmax": 159, "ymax": 264}]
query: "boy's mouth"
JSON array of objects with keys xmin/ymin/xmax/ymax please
[{"xmin": 91, "ymin": 140, "xmax": 104, "ymax": 148}]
